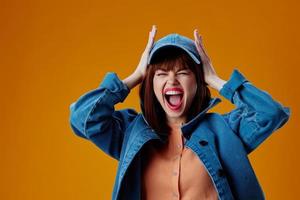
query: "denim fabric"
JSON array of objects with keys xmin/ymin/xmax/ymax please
[{"xmin": 69, "ymin": 69, "xmax": 291, "ymax": 200}]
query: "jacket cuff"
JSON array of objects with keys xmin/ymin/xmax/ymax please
[
  {"xmin": 99, "ymin": 72, "xmax": 130, "ymax": 103},
  {"xmin": 219, "ymin": 69, "xmax": 249, "ymax": 103}
]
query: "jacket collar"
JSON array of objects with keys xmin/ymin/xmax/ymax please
[
  {"xmin": 140, "ymin": 97, "xmax": 222, "ymax": 140},
  {"xmin": 181, "ymin": 97, "xmax": 222, "ymax": 139}
]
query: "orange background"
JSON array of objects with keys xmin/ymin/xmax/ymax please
[{"xmin": 1, "ymin": 0, "xmax": 299, "ymax": 199}]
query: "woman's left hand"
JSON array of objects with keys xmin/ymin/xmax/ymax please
[
  {"xmin": 193, "ymin": 29, "xmax": 226, "ymax": 91},
  {"xmin": 193, "ymin": 29, "xmax": 218, "ymax": 83}
]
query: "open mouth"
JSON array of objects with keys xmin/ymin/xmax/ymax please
[{"xmin": 163, "ymin": 88, "xmax": 184, "ymax": 111}]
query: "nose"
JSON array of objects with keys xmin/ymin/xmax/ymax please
[{"xmin": 167, "ymin": 72, "xmax": 180, "ymax": 85}]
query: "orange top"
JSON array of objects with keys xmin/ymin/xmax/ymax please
[{"xmin": 141, "ymin": 123, "xmax": 218, "ymax": 200}]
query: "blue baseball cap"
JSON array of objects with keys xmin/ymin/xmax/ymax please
[{"xmin": 147, "ymin": 33, "xmax": 201, "ymax": 65}]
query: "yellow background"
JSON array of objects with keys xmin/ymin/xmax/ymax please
[{"xmin": 1, "ymin": 0, "xmax": 299, "ymax": 199}]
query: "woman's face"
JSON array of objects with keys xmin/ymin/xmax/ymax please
[{"xmin": 153, "ymin": 67, "xmax": 197, "ymax": 123}]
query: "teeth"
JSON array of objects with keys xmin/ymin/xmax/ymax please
[{"xmin": 165, "ymin": 90, "xmax": 183, "ymax": 95}]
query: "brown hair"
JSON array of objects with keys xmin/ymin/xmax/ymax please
[{"xmin": 139, "ymin": 46, "xmax": 211, "ymax": 138}]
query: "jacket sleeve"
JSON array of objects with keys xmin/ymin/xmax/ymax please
[
  {"xmin": 69, "ymin": 72, "xmax": 138, "ymax": 161},
  {"xmin": 219, "ymin": 68, "xmax": 291, "ymax": 154}
]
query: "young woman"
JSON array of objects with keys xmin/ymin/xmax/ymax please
[{"xmin": 69, "ymin": 25, "xmax": 291, "ymax": 200}]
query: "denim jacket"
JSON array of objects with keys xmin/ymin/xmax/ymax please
[{"xmin": 69, "ymin": 69, "xmax": 291, "ymax": 200}]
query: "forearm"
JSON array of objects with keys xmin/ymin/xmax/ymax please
[
  {"xmin": 70, "ymin": 72, "xmax": 130, "ymax": 138},
  {"xmin": 218, "ymin": 69, "xmax": 291, "ymax": 153},
  {"xmin": 122, "ymin": 71, "xmax": 143, "ymax": 90},
  {"xmin": 208, "ymin": 76, "xmax": 227, "ymax": 92}
]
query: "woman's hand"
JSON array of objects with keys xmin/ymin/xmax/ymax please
[
  {"xmin": 134, "ymin": 25, "xmax": 157, "ymax": 79},
  {"xmin": 122, "ymin": 25, "xmax": 157, "ymax": 90},
  {"xmin": 193, "ymin": 29, "xmax": 227, "ymax": 91}
]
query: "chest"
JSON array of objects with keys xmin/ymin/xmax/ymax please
[{"xmin": 140, "ymin": 129, "xmax": 218, "ymax": 200}]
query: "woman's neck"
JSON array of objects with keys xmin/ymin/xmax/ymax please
[{"xmin": 167, "ymin": 117, "xmax": 186, "ymax": 130}]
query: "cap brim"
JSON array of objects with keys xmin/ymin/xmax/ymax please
[{"xmin": 147, "ymin": 44, "xmax": 201, "ymax": 65}]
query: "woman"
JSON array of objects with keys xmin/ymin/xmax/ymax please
[{"xmin": 69, "ymin": 25, "xmax": 291, "ymax": 200}]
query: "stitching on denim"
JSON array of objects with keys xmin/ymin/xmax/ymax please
[{"xmin": 83, "ymin": 89, "xmax": 109, "ymax": 138}]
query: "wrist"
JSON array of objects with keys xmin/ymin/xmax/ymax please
[
  {"xmin": 122, "ymin": 71, "xmax": 143, "ymax": 90},
  {"xmin": 207, "ymin": 76, "xmax": 227, "ymax": 91},
  {"xmin": 133, "ymin": 70, "xmax": 144, "ymax": 81}
]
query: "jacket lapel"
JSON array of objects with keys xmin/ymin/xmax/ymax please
[{"xmin": 181, "ymin": 97, "xmax": 222, "ymax": 139}]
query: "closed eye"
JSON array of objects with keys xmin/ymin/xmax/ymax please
[
  {"xmin": 177, "ymin": 71, "xmax": 190, "ymax": 75},
  {"xmin": 156, "ymin": 73, "xmax": 167, "ymax": 76}
]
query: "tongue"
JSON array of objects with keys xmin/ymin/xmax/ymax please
[{"xmin": 169, "ymin": 95, "xmax": 181, "ymax": 106}]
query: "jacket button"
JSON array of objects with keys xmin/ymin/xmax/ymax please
[
  {"xmin": 199, "ymin": 140, "xmax": 208, "ymax": 146},
  {"xmin": 218, "ymin": 169, "xmax": 225, "ymax": 177}
]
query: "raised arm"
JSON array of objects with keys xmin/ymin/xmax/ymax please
[
  {"xmin": 193, "ymin": 29, "xmax": 291, "ymax": 154},
  {"xmin": 69, "ymin": 25, "xmax": 157, "ymax": 160},
  {"xmin": 69, "ymin": 72, "xmax": 138, "ymax": 161},
  {"xmin": 218, "ymin": 69, "xmax": 291, "ymax": 154}
]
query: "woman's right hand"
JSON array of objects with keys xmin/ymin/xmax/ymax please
[
  {"xmin": 123, "ymin": 25, "xmax": 157, "ymax": 90},
  {"xmin": 134, "ymin": 25, "xmax": 157, "ymax": 80}
]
